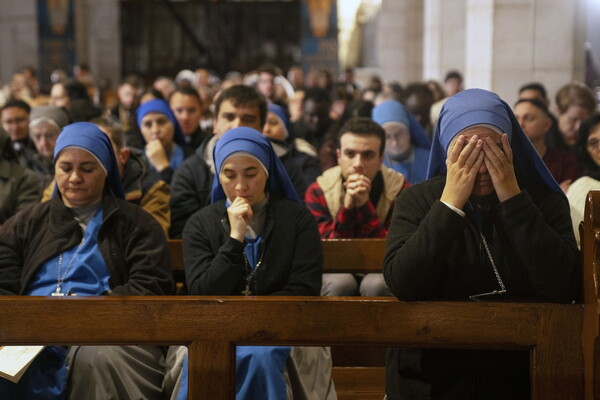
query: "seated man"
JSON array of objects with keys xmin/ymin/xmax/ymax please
[
  {"xmin": 169, "ymin": 86, "xmax": 208, "ymax": 150},
  {"xmin": 175, "ymin": 127, "xmax": 335, "ymax": 400},
  {"xmin": 383, "ymin": 89, "xmax": 580, "ymax": 399},
  {"xmin": 0, "ymin": 127, "xmax": 39, "ymax": 226},
  {"xmin": 305, "ymin": 117, "xmax": 408, "ymax": 296},
  {"xmin": 1, "ymin": 99, "xmax": 37, "ymax": 169},
  {"xmin": 0, "ymin": 122, "xmax": 174, "ymax": 399}
]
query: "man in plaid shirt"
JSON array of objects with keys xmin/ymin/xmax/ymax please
[{"xmin": 305, "ymin": 117, "xmax": 409, "ymax": 296}]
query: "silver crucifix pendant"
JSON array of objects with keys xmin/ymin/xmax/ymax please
[{"xmin": 52, "ymin": 287, "xmax": 65, "ymax": 297}]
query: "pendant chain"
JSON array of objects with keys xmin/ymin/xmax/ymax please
[
  {"xmin": 241, "ymin": 249, "xmax": 265, "ymax": 296},
  {"xmin": 479, "ymin": 233, "xmax": 506, "ymax": 292},
  {"xmin": 55, "ymin": 238, "xmax": 85, "ymax": 295}
]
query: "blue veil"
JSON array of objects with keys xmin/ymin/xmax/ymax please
[
  {"xmin": 54, "ymin": 121, "xmax": 125, "ymax": 199},
  {"xmin": 426, "ymin": 89, "xmax": 562, "ymax": 196},
  {"xmin": 211, "ymin": 127, "xmax": 300, "ymax": 203},
  {"xmin": 372, "ymin": 99, "xmax": 431, "ymax": 149},
  {"xmin": 136, "ymin": 99, "xmax": 187, "ymax": 148}
]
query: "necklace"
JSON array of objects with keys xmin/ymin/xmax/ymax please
[
  {"xmin": 479, "ymin": 232, "xmax": 506, "ymax": 292},
  {"xmin": 241, "ymin": 250, "xmax": 265, "ymax": 296},
  {"xmin": 52, "ymin": 238, "xmax": 85, "ymax": 296},
  {"xmin": 466, "ymin": 200, "xmax": 507, "ymax": 300}
]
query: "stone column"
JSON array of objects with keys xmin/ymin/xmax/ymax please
[
  {"xmin": 0, "ymin": 0, "xmax": 37, "ymax": 86},
  {"xmin": 464, "ymin": 0, "xmax": 586, "ymax": 105},
  {"xmin": 376, "ymin": 0, "xmax": 423, "ymax": 84},
  {"xmin": 423, "ymin": 0, "xmax": 467, "ymax": 82},
  {"xmin": 82, "ymin": 0, "xmax": 121, "ymax": 89}
]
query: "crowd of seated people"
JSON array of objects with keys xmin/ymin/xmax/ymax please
[{"xmin": 0, "ymin": 62, "xmax": 596, "ymax": 399}]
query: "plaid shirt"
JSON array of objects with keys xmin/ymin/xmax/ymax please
[{"xmin": 304, "ymin": 181, "xmax": 394, "ymax": 238}]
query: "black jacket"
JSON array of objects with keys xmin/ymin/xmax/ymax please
[
  {"xmin": 0, "ymin": 191, "xmax": 174, "ymax": 296},
  {"xmin": 169, "ymin": 141, "xmax": 213, "ymax": 238},
  {"xmin": 383, "ymin": 176, "xmax": 580, "ymax": 399},
  {"xmin": 182, "ymin": 195, "xmax": 322, "ymax": 296}
]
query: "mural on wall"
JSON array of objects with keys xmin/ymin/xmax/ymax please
[
  {"xmin": 38, "ymin": 0, "xmax": 75, "ymax": 90},
  {"xmin": 301, "ymin": 0, "xmax": 338, "ymax": 77}
]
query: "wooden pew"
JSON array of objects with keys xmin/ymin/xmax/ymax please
[
  {"xmin": 3, "ymin": 196, "xmax": 598, "ymax": 399},
  {"xmin": 0, "ymin": 296, "xmax": 583, "ymax": 399},
  {"xmin": 582, "ymin": 190, "xmax": 600, "ymax": 399},
  {"xmin": 168, "ymin": 238, "xmax": 388, "ymax": 398},
  {"xmin": 167, "ymin": 238, "xmax": 387, "ymax": 274}
]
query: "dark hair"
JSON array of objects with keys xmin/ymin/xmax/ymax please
[
  {"xmin": 518, "ymin": 82, "xmax": 548, "ymax": 100},
  {"xmin": 90, "ymin": 117, "xmax": 125, "ymax": 150},
  {"xmin": 514, "ymin": 98, "xmax": 552, "ymax": 117},
  {"xmin": 120, "ymin": 74, "xmax": 143, "ymax": 89},
  {"xmin": 2, "ymin": 99, "xmax": 31, "ymax": 115},
  {"xmin": 302, "ymin": 88, "xmax": 331, "ymax": 106},
  {"xmin": 62, "ymin": 79, "xmax": 91, "ymax": 102},
  {"xmin": 214, "ymin": 85, "xmax": 267, "ymax": 127},
  {"xmin": 576, "ymin": 113, "xmax": 600, "ymax": 178},
  {"xmin": 444, "ymin": 70, "xmax": 463, "ymax": 83},
  {"xmin": 404, "ymin": 83, "xmax": 434, "ymax": 103},
  {"xmin": 257, "ymin": 63, "xmax": 279, "ymax": 77},
  {"xmin": 170, "ymin": 86, "xmax": 202, "ymax": 106},
  {"xmin": 337, "ymin": 116, "xmax": 385, "ymax": 155}
]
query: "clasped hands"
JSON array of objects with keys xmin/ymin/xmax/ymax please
[
  {"xmin": 228, "ymin": 196, "xmax": 253, "ymax": 243},
  {"xmin": 440, "ymin": 133, "xmax": 520, "ymax": 209},
  {"xmin": 343, "ymin": 173, "xmax": 371, "ymax": 209}
]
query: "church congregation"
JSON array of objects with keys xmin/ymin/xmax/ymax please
[{"xmin": 0, "ymin": 2, "xmax": 598, "ymax": 396}]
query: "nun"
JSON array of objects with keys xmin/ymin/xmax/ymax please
[
  {"xmin": 0, "ymin": 122, "xmax": 174, "ymax": 399},
  {"xmin": 177, "ymin": 127, "xmax": 335, "ymax": 400},
  {"xmin": 372, "ymin": 99, "xmax": 431, "ymax": 184},
  {"xmin": 136, "ymin": 98, "xmax": 191, "ymax": 183},
  {"xmin": 383, "ymin": 89, "xmax": 580, "ymax": 399}
]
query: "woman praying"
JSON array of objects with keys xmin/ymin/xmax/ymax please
[{"xmin": 383, "ymin": 89, "xmax": 580, "ymax": 399}]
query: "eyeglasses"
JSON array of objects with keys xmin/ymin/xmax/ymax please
[{"xmin": 587, "ymin": 139, "xmax": 600, "ymax": 150}]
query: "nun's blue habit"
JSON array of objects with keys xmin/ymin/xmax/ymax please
[
  {"xmin": 372, "ymin": 99, "xmax": 431, "ymax": 184},
  {"xmin": 0, "ymin": 122, "xmax": 125, "ymax": 400},
  {"xmin": 178, "ymin": 128, "xmax": 299, "ymax": 400}
]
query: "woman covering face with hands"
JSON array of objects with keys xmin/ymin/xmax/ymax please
[
  {"xmin": 178, "ymin": 127, "xmax": 335, "ymax": 400},
  {"xmin": 383, "ymin": 89, "xmax": 579, "ymax": 400}
]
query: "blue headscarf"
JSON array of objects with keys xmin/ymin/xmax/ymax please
[
  {"xmin": 267, "ymin": 104, "xmax": 294, "ymax": 140},
  {"xmin": 426, "ymin": 89, "xmax": 562, "ymax": 195},
  {"xmin": 136, "ymin": 99, "xmax": 187, "ymax": 148},
  {"xmin": 372, "ymin": 100, "xmax": 431, "ymax": 149},
  {"xmin": 211, "ymin": 127, "xmax": 300, "ymax": 203},
  {"xmin": 54, "ymin": 121, "xmax": 125, "ymax": 199}
]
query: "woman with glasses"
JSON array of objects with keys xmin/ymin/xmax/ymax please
[
  {"xmin": 567, "ymin": 113, "xmax": 600, "ymax": 247},
  {"xmin": 383, "ymin": 89, "xmax": 579, "ymax": 399}
]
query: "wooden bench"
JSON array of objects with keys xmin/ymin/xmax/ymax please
[
  {"xmin": 167, "ymin": 238, "xmax": 387, "ymax": 274},
  {"xmin": 0, "ymin": 296, "xmax": 583, "ymax": 399},
  {"xmin": 168, "ymin": 238, "xmax": 388, "ymax": 398},
  {"xmin": 3, "ymin": 194, "xmax": 600, "ymax": 398}
]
